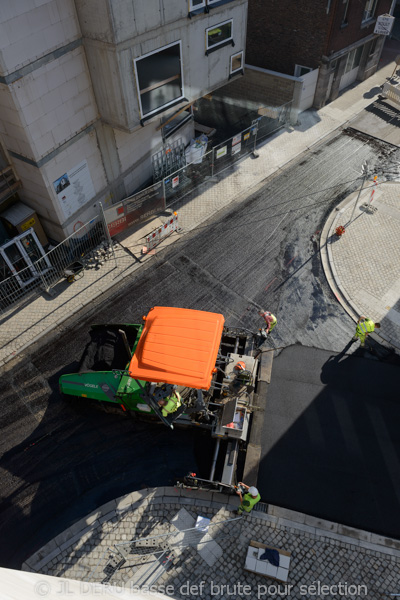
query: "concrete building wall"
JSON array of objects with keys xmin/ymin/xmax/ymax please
[
  {"xmin": 0, "ymin": 0, "xmax": 103, "ymax": 240},
  {"xmin": 2, "ymin": 47, "xmax": 98, "ymax": 162},
  {"xmin": 77, "ymin": 0, "xmax": 248, "ymax": 131},
  {"xmin": 0, "ymin": 0, "xmax": 248, "ymax": 241},
  {"xmin": 0, "ymin": 1, "xmax": 80, "ymax": 75},
  {"xmin": 0, "ymin": 85, "xmax": 32, "ymax": 159}
]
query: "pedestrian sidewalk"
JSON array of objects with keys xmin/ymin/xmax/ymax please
[
  {"xmin": 1, "ymin": 52, "xmax": 399, "ymax": 367},
  {"xmin": 22, "ymin": 487, "xmax": 400, "ymax": 598},
  {"xmin": 321, "ymin": 182, "xmax": 400, "ymax": 350}
]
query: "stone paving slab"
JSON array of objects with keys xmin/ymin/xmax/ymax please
[{"xmin": 23, "ymin": 487, "xmax": 400, "ymax": 599}]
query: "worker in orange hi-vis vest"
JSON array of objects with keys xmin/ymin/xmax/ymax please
[{"xmin": 258, "ymin": 310, "xmax": 277, "ymax": 338}]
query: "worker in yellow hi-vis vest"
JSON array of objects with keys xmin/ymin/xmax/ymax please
[
  {"xmin": 158, "ymin": 391, "xmax": 182, "ymax": 417},
  {"xmin": 352, "ymin": 316, "xmax": 380, "ymax": 348},
  {"xmin": 236, "ymin": 482, "xmax": 261, "ymax": 515}
]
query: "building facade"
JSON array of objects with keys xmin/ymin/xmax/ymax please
[
  {"xmin": 246, "ymin": 0, "xmax": 393, "ymax": 109},
  {"xmin": 0, "ymin": 0, "xmax": 248, "ymax": 241}
]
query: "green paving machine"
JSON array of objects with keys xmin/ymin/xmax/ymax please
[{"xmin": 60, "ymin": 306, "xmax": 265, "ymax": 485}]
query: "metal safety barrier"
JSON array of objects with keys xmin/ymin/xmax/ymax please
[
  {"xmin": 0, "ymin": 212, "xmax": 111, "ymax": 317},
  {"xmin": 88, "ymin": 515, "xmax": 242, "ymax": 585},
  {"xmin": 0, "ymin": 100, "xmax": 291, "ymax": 320},
  {"xmin": 163, "ymin": 100, "xmax": 292, "ymax": 208},
  {"xmin": 145, "ymin": 212, "xmax": 179, "ymax": 251}
]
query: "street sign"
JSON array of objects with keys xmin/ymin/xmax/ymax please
[{"xmin": 374, "ymin": 14, "xmax": 395, "ymax": 36}]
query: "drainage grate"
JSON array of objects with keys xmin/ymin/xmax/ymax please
[{"xmin": 253, "ymin": 502, "xmax": 268, "ymax": 514}]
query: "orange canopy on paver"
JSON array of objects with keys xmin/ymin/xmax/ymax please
[{"xmin": 128, "ymin": 306, "xmax": 225, "ymax": 389}]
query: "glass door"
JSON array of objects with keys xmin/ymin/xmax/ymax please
[
  {"xmin": 1, "ymin": 242, "xmax": 34, "ymax": 285},
  {"xmin": 19, "ymin": 231, "xmax": 51, "ymax": 272},
  {"xmin": 0, "ymin": 228, "xmax": 51, "ymax": 287}
]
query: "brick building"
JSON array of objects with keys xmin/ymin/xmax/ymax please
[{"xmin": 246, "ymin": 0, "xmax": 394, "ymax": 108}]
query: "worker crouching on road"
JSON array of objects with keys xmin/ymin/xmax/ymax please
[
  {"xmin": 259, "ymin": 310, "xmax": 277, "ymax": 338},
  {"xmin": 236, "ymin": 482, "xmax": 261, "ymax": 515},
  {"xmin": 158, "ymin": 391, "xmax": 182, "ymax": 417},
  {"xmin": 352, "ymin": 316, "xmax": 380, "ymax": 348}
]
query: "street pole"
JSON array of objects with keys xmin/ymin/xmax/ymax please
[
  {"xmin": 252, "ymin": 119, "xmax": 259, "ymax": 158},
  {"xmin": 346, "ymin": 162, "xmax": 368, "ymax": 226}
]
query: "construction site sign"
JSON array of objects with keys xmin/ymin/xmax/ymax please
[
  {"xmin": 104, "ymin": 182, "xmax": 165, "ymax": 237},
  {"xmin": 216, "ymin": 146, "xmax": 227, "ymax": 159},
  {"xmin": 232, "ymin": 133, "xmax": 241, "ymax": 146},
  {"xmin": 232, "ymin": 143, "xmax": 241, "ymax": 155}
]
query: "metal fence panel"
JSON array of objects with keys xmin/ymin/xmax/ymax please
[
  {"xmin": 104, "ymin": 182, "xmax": 165, "ymax": 237},
  {"xmin": 164, "ymin": 149, "xmax": 214, "ymax": 207},
  {"xmin": 89, "ymin": 516, "xmax": 242, "ymax": 585},
  {"xmin": 212, "ymin": 125, "xmax": 257, "ymax": 177},
  {"xmin": 257, "ymin": 101, "xmax": 292, "ymax": 143},
  {"xmin": 0, "ymin": 214, "xmax": 110, "ymax": 316}
]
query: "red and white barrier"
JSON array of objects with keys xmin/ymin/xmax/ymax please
[
  {"xmin": 368, "ymin": 175, "xmax": 378, "ymax": 204},
  {"xmin": 145, "ymin": 213, "xmax": 179, "ymax": 251}
]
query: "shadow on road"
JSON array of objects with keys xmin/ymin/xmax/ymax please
[
  {"xmin": 258, "ymin": 344, "xmax": 400, "ymax": 539},
  {"xmin": 0, "ymin": 360, "xmax": 199, "ymax": 569}
]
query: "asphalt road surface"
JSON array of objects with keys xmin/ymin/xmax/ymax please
[
  {"xmin": 1, "ymin": 129, "xmax": 399, "ymax": 568},
  {"xmin": 259, "ymin": 344, "xmax": 400, "ymax": 538}
]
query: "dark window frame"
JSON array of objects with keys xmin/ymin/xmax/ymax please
[
  {"xmin": 188, "ymin": 0, "xmax": 235, "ymax": 17},
  {"xmin": 205, "ymin": 19, "xmax": 234, "ymax": 55},
  {"xmin": 230, "ymin": 51, "xmax": 244, "ymax": 76},
  {"xmin": 362, "ymin": 0, "xmax": 378, "ymax": 23},
  {"xmin": 134, "ymin": 41, "xmax": 185, "ymax": 120}
]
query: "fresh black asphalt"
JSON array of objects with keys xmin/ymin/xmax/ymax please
[
  {"xmin": 259, "ymin": 344, "xmax": 400, "ymax": 538},
  {"xmin": 1, "ymin": 131, "xmax": 400, "ymax": 568}
]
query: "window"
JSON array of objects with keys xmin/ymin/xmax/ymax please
[
  {"xmin": 344, "ymin": 46, "xmax": 363, "ymax": 73},
  {"xmin": 189, "ymin": 0, "xmax": 232, "ymax": 13},
  {"xmin": 162, "ymin": 109, "xmax": 192, "ymax": 140},
  {"xmin": 189, "ymin": 0, "xmax": 205, "ymax": 9},
  {"xmin": 369, "ymin": 37, "xmax": 378, "ymax": 55},
  {"xmin": 230, "ymin": 51, "xmax": 243, "ymax": 75},
  {"xmin": 294, "ymin": 64, "xmax": 313, "ymax": 77},
  {"xmin": 362, "ymin": 0, "xmax": 377, "ymax": 22},
  {"xmin": 134, "ymin": 42, "xmax": 184, "ymax": 119},
  {"xmin": 206, "ymin": 20, "xmax": 233, "ymax": 53},
  {"xmin": 342, "ymin": 0, "xmax": 350, "ymax": 25}
]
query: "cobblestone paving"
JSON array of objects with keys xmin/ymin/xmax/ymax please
[
  {"xmin": 329, "ymin": 182, "xmax": 400, "ymax": 348},
  {"xmin": 34, "ymin": 496, "xmax": 400, "ymax": 600}
]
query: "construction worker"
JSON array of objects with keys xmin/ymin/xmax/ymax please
[
  {"xmin": 236, "ymin": 482, "xmax": 261, "ymax": 515},
  {"xmin": 352, "ymin": 316, "xmax": 380, "ymax": 348},
  {"xmin": 259, "ymin": 310, "xmax": 277, "ymax": 338},
  {"xmin": 158, "ymin": 391, "xmax": 182, "ymax": 417}
]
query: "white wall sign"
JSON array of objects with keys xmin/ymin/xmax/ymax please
[
  {"xmin": 232, "ymin": 142, "xmax": 241, "ymax": 155},
  {"xmin": 53, "ymin": 160, "xmax": 95, "ymax": 219},
  {"xmin": 232, "ymin": 133, "xmax": 242, "ymax": 146},
  {"xmin": 374, "ymin": 14, "xmax": 395, "ymax": 35}
]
